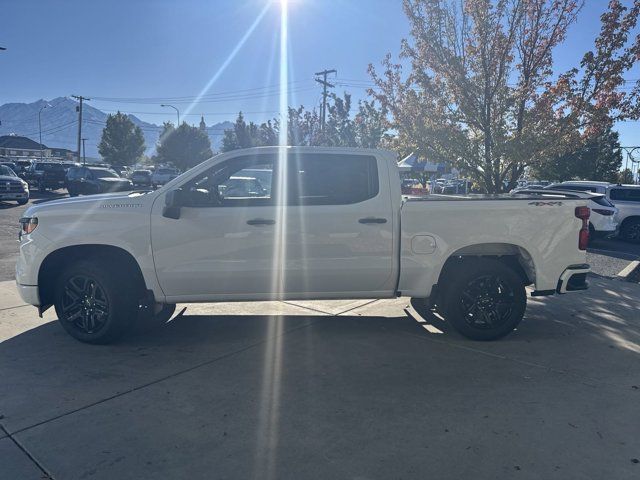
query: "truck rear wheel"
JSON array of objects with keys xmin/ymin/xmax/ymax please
[
  {"xmin": 54, "ymin": 259, "xmax": 139, "ymax": 344},
  {"xmin": 440, "ymin": 259, "xmax": 526, "ymax": 341}
]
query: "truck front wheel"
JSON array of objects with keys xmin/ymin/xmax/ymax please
[
  {"xmin": 53, "ymin": 259, "xmax": 139, "ymax": 344},
  {"xmin": 440, "ymin": 259, "xmax": 526, "ymax": 341}
]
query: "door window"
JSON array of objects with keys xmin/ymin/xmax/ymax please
[
  {"xmin": 182, "ymin": 154, "xmax": 275, "ymax": 207},
  {"xmin": 286, "ymin": 153, "xmax": 379, "ymax": 206},
  {"xmin": 610, "ymin": 188, "xmax": 640, "ymax": 202}
]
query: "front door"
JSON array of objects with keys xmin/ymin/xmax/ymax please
[{"xmin": 151, "ymin": 154, "xmax": 279, "ymax": 298}]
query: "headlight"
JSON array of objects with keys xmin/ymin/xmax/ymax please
[{"xmin": 19, "ymin": 217, "xmax": 38, "ymax": 236}]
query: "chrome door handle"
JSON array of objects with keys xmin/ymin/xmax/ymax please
[
  {"xmin": 358, "ymin": 217, "xmax": 387, "ymax": 224},
  {"xmin": 247, "ymin": 219, "xmax": 275, "ymax": 226}
]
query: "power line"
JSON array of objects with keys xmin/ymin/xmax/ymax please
[{"xmin": 88, "ymin": 82, "xmax": 316, "ymax": 105}]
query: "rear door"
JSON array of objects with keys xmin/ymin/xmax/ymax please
[{"xmin": 281, "ymin": 152, "xmax": 395, "ymax": 295}]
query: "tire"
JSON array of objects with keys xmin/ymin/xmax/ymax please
[
  {"xmin": 17, "ymin": 198, "xmax": 28, "ymax": 205},
  {"xmin": 620, "ymin": 218, "xmax": 640, "ymax": 243},
  {"xmin": 54, "ymin": 259, "xmax": 140, "ymax": 344},
  {"xmin": 440, "ymin": 259, "xmax": 526, "ymax": 341}
]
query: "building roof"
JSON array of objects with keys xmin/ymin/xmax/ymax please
[{"xmin": 0, "ymin": 135, "xmax": 46, "ymax": 150}]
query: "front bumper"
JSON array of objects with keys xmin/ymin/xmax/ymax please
[
  {"xmin": 557, "ymin": 264, "xmax": 590, "ymax": 293},
  {"xmin": 0, "ymin": 191, "xmax": 28, "ymax": 201}
]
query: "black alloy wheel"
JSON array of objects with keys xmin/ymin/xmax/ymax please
[
  {"xmin": 59, "ymin": 275, "xmax": 110, "ymax": 335},
  {"xmin": 459, "ymin": 274, "xmax": 516, "ymax": 330},
  {"xmin": 441, "ymin": 259, "xmax": 527, "ymax": 340}
]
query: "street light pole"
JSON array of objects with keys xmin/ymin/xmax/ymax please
[
  {"xmin": 38, "ymin": 104, "xmax": 51, "ymax": 159},
  {"xmin": 160, "ymin": 104, "xmax": 180, "ymax": 126}
]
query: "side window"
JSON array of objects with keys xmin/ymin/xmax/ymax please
[
  {"xmin": 611, "ymin": 188, "xmax": 640, "ymax": 202},
  {"xmin": 286, "ymin": 153, "xmax": 379, "ymax": 206},
  {"xmin": 182, "ymin": 154, "xmax": 275, "ymax": 207}
]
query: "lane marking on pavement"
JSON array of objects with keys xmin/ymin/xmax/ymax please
[{"xmin": 617, "ymin": 260, "xmax": 640, "ymax": 279}]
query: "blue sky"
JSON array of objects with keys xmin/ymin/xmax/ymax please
[{"xmin": 0, "ymin": 0, "xmax": 638, "ymax": 148}]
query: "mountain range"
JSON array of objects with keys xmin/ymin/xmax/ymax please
[{"xmin": 0, "ymin": 97, "xmax": 233, "ymax": 158}]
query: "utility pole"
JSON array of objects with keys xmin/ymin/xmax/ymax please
[
  {"xmin": 71, "ymin": 95, "xmax": 90, "ymax": 163},
  {"xmin": 315, "ymin": 69, "xmax": 336, "ymax": 132},
  {"xmin": 82, "ymin": 138, "xmax": 87, "ymax": 165}
]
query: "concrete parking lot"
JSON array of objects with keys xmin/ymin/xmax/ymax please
[{"xmin": 1, "ymin": 191, "xmax": 640, "ymax": 479}]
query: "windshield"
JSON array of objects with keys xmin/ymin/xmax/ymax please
[
  {"xmin": 0, "ymin": 165, "xmax": 17, "ymax": 177},
  {"xmin": 89, "ymin": 168, "xmax": 119, "ymax": 179}
]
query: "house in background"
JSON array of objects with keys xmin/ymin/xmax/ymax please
[{"xmin": 0, "ymin": 134, "xmax": 74, "ymax": 161}]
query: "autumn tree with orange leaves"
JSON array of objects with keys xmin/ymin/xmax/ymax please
[{"xmin": 369, "ymin": 0, "xmax": 640, "ymax": 193}]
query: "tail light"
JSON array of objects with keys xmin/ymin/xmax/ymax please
[
  {"xmin": 575, "ymin": 206, "xmax": 590, "ymax": 250},
  {"xmin": 592, "ymin": 208, "xmax": 615, "ymax": 216}
]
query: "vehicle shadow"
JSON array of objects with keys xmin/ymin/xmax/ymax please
[
  {"xmin": 30, "ymin": 190, "xmax": 68, "ymax": 204},
  {"xmin": 0, "ymin": 201, "xmax": 23, "ymax": 209}
]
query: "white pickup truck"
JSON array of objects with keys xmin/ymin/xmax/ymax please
[{"xmin": 16, "ymin": 146, "xmax": 592, "ymax": 344}]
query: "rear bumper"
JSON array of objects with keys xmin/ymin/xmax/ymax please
[{"xmin": 556, "ymin": 264, "xmax": 590, "ymax": 293}]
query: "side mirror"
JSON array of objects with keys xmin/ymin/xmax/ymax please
[{"xmin": 163, "ymin": 188, "xmax": 184, "ymax": 219}]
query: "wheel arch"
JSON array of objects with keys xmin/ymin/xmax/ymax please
[
  {"xmin": 620, "ymin": 215, "xmax": 640, "ymax": 228},
  {"xmin": 38, "ymin": 244, "xmax": 147, "ymax": 309},
  {"xmin": 432, "ymin": 242, "xmax": 536, "ymax": 300}
]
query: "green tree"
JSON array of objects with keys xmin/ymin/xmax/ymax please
[
  {"xmin": 619, "ymin": 168, "xmax": 635, "ymax": 184},
  {"xmin": 221, "ymin": 112, "xmax": 262, "ymax": 152},
  {"xmin": 98, "ymin": 112, "xmax": 145, "ymax": 166},
  {"xmin": 156, "ymin": 123, "xmax": 213, "ymax": 171},
  {"xmin": 220, "ymin": 96, "xmax": 389, "ymax": 152},
  {"xmin": 354, "ymin": 99, "xmax": 389, "ymax": 149},
  {"xmin": 369, "ymin": 0, "xmax": 640, "ymax": 192},
  {"xmin": 532, "ymin": 127, "xmax": 623, "ymax": 182}
]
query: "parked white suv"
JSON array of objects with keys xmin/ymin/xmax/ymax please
[
  {"xmin": 545, "ymin": 182, "xmax": 619, "ymax": 238},
  {"xmin": 604, "ymin": 185, "xmax": 640, "ymax": 242}
]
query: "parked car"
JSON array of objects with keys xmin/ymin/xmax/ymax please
[
  {"xmin": 66, "ymin": 166, "xmax": 133, "ymax": 196},
  {"xmin": 0, "ymin": 161, "xmax": 18, "ymax": 172},
  {"xmin": 608, "ymin": 185, "xmax": 640, "ymax": 242},
  {"xmin": 151, "ymin": 167, "xmax": 180, "ymax": 188},
  {"xmin": 551, "ymin": 181, "xmax": 640, "ymax": 242},
  {"xmin": 17, "ymin": 146, "xmax": 592, "ymax": 344},
  {"xmin": 112, "ymin": 166, "xmax": 132, "ymax": 178},
  {"xmin": 0, "ymin": 164, "xmax": 29, "ymax": 205},
  {"xmin": 25, "ymin": 161, "xmax": 67, "ymax": 192},
  {"xmin": 13, "ymin": 159, "xmax": 33, "ymax": 177},
  {"xmin": 544, "ymin": 182, "xmax": 619, "ymax": 238},
  {"xmin": 218, "ymin": 176, "xmax": 267, "ymax": 197},
  {"xmin": 130, "ymin": 169, "xmax": 153, "ymax": 187}
]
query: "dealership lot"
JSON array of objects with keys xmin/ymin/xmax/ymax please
[{"xmin": 1, "ymin": 191, "xmax": 640, "ymax": 479}]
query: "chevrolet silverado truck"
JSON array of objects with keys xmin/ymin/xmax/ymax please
[{"xmin": 16, "ymin": 146, "xmax": 592, "ymax": 344}]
